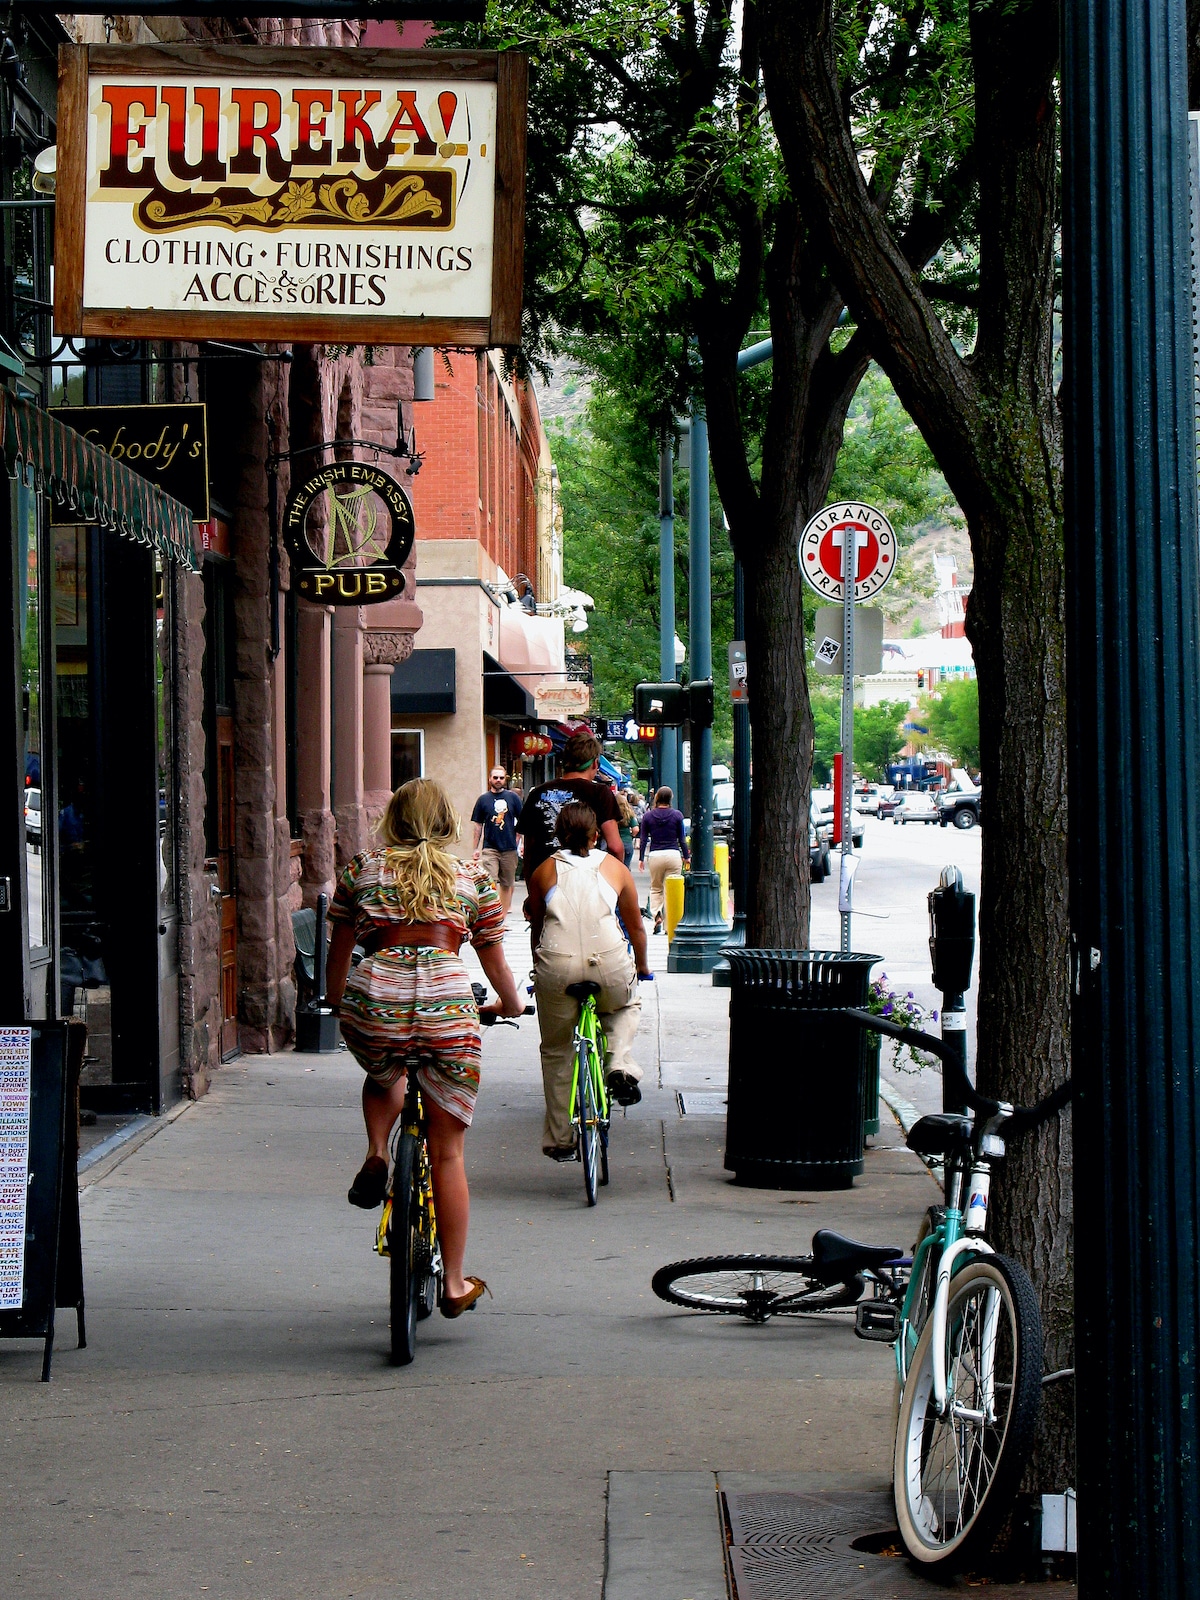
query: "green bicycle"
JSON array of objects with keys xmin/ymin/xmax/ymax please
[{"xmin": 566, "ymin": 979, "xmax": 610, "ymax": 1205}]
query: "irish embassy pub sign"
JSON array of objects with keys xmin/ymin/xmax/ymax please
[{"xmin": 53, "ymin": 44, "xmax": 528, "ymax": 347}]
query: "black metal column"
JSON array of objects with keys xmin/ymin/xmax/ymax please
[
  {"xmin": 729, "ymin": 558, "xmax": 750, "ymax": 945},
  {"xmin": 1062, "ymin": 3, "xmax": 1200, "ymax": 1592}
]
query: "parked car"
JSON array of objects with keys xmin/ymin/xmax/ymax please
[
  {"xmin": 713, "ymin": 781, "xmax": 735, "ymax": 837},
  {"xmin": 24, "ymin": 787, "xmax": 41, "ymax": 851},
  {"xmin": 876, "ymin": 790, "xmax": 903, "ymax": 820},
  {"xmin": 809, "ymin": 824, "xmax": 831, "ymax": 883},
  {"xmin": 892, "ymin": 790, "xmax": 940, "ymax": 825},
  {"xmin": 811, "ymin": 788, "xmax": 865, "ymax": 849},
  {"xmin": 937, "ymin": 775, "xmax": 981, "ymax": 829}
]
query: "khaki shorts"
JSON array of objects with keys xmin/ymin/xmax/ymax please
[{"xmin": 480, "ymin": 848, "xmax": 518, "ymax": 890}]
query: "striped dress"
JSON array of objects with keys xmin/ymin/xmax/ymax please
[{"xmin": 328, "ymin": 850, "xmax": 505, "ymax": 1125}]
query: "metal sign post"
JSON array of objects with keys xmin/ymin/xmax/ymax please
[{"xmin": 799, "ymin": 502, "xmax": 898, "ymax": 953}]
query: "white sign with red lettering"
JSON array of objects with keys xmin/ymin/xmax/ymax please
[
  {"xmin": 798, "ymin": 502, "xmax": 898, "ymax": 602},
  {"xmin": 82, "ymin": 71, "xmax": 496, "ymax": 320}
]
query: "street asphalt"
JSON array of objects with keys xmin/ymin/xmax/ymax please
[{"xmin": 0, "ymin": 827, "xmax": 1068, "ymax": 1600}]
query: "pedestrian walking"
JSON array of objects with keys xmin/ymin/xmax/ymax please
[
  {"xmin": 471, "ymin": 766, "xmax": 523, "ymax": 915},
  {"xmin": 324, "ymin": 778, "xmax": 524, "ymax": 1318},
  {"xmin": 525, "ymin": 802, "xmax": 652, "ymax": 1159},
  {"xmin": 613, "ymin": 787, "xmax": 636, "ymax": 867},
  {"xmin": 515, "ymin": 729, "xmax": 623, "ymax": 880},
  {"xmin": 639, "ymin": 786, "xmax": 688, "ymax": 934}
]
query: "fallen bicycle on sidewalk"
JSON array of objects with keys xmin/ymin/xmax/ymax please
[{"xmin": 652, "ymin": 1007, "xmax": 1073, "ymax": 1572}]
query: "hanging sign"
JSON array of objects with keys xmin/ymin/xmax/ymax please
[
  {"xmin": 798, "ymin": 502, "xmax": 897, "ymax": 602},
  {"xmin": 534, "ymin": 682, "xmax": 591, "ymax": 719},
  {"xmin": 54, "ymin": 44, "xmax": 527, "ymax": 347},
  {"xmin": 51, "ymin": 403, "xmax": 209, "ymax": 520},
  {"xmin": 283, "ymin": 460, "xmax": 414, "ymax": 605}
]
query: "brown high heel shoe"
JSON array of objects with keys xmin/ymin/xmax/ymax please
[{"xmin": 440, "ymin": 1276, "xmax": 491, "ymax": 1318}]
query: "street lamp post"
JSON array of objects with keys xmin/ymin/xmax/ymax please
[
  {"xmin": 669, "ymin": 401, "xmax": 730, "ymax": 972},
  {"xmin": 658, "ymin": 439, "xmax": 678, "ymax": 804},
  {"xmin": 1063, "ymin": 2, "xmax": 1200, "ymax": 1592}
]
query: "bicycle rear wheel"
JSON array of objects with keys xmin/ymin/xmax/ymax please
[
  {"xmin": 388, "ymin": 1132, "xmax": 422, "ymax": 1366},
  {"xmin": 893, "ymin": 1253, "xmax": 1042, "ymax": 1568},
  {"xmin": 578, "ymin": 1039, "xmax": 600, "ymax": 1206},
  {"xmin": 651, "ymin": 1255, "xmax": 858, "ymax": 1321}
]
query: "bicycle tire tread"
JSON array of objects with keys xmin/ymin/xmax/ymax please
[
  {"xmin": 651, "ymin": 1254, "xmax": 826, "ymax": 1314},
  {"xmin": 893, "ymin": 1252, "xmax": 1042, "ymax": 1569}
]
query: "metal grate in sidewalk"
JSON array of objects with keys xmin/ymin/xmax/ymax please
[{"xmin": 723, "ymin": 1490, "xmax": 929, "ymax": 1599}]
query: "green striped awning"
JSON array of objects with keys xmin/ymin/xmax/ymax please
[{"xmin": 1, "ymin": 388, "xmax": 198, "ymax": 570}]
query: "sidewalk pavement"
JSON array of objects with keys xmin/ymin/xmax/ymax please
[{"xmin": 0, "ymin": 886, "xmax": 1067, "ymax": 1598}]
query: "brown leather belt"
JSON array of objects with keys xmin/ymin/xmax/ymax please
[{"xmin": 359, "ymin": 921, "xmax": 464, "ymax": 957}]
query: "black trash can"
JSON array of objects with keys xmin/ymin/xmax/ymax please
[{"xmin": 723, "ymin": 949, "xmax": 881, "ymax": 1189}]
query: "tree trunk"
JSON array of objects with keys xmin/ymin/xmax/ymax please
[{"xmin": 756, "ymin": 0, "xmax": 1074, "ymax": 1498}]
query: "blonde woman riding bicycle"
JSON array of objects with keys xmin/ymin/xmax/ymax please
[{"xmin": 325, "ymin": 778, "xmax": 524, "ymax": 1318}]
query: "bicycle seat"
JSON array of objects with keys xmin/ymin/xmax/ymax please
[
  {"xmin": 906, "ymin": 1113, "xmax": 974, "ymax": 1160},
  {"xmin": 810, "ymin": 1229, "xmax": 903, "ymax": 1280},
  {"xmin": 565, "ymin": 980, "xmax": 603, "ymax": 1002}
]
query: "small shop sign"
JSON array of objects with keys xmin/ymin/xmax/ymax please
[
  {"xmin": 534, "ymin": 681, "xmax": 591, "ymax": 719},
  {"xmin": 50, "ymin": 402, "xmax": 208, "ymax": 520},
  {"xmin": 283, "ymin": 460, "xmax": 415, "ymax": 605},
  {"xmin": 54, "ymin": 44, "xmax": 527, "ymax": 347}
]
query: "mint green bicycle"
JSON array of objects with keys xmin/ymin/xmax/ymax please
[{"xmin": 566, "ymin": 979, "xmax": 609, "ymax": 1205}]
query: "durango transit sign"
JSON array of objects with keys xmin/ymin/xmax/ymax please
[
  {"xmin": 54, "ymin": 45, "xmax": 527, "ymax": 347},
  {"xmin": 798, "ymin": 501, "xmax": 898, "ymax": 602}
]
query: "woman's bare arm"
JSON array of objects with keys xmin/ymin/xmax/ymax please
[
  {"xmin": 476, "ymin": 941, "xmax": 524, "ymax": 1016},
  {"xmin": 603, "ymin": 857, "xmax": 651, "ymax": 977},
  {"xmin": 524, "ymin": 859, "xmax": 556, "ymax": 952}
]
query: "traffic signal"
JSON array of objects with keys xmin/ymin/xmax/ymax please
[
  {"xmin": 637, "ymin": 725, "xmax": 658, "ymax": 742},
  {"xmin": 634, "ymin": 681, "xmax": 688, "ymax": 725},
  {"xmin": 917, "ymin": 669, "xmax": 925, "ymax": 689},
  {"xmin": 688, "ymin": 679, "xmax": 714, "ymax": 729},
  {"xmin": 634, "ymin": 678, "xmax": 714, "ymax": 728}
]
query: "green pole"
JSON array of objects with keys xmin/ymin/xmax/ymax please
[
  {"xmin": 658, "ymin": 440, "xmax": 677, "ymax": 803},
  {"xmin": 1063, "ymin": 0, "xmax": 1200, "ymax": 1590},
  {"xmin": 669, "ymin": 401, "xmax": 729, "ymax": 972}
]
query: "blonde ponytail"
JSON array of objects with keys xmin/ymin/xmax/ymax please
[{"xmin": 377, "ymin": 778, "xmax": 462, "ymax": 922}]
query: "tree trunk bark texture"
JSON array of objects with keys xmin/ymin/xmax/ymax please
[{"xmin": 757, "ymin": 0, "xmax": 1074, "ymax": 1494}]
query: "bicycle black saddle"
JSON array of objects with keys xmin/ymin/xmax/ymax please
[
  {"xmin": 905, "ymin": 1113, "xmax": 974, "ymax": 1160},
  {"xmin": 810, "ymin": 1229, "xmax": 904, "ymax": 1278},
  {"xmin": 565, "ymin": 980, "xmax": 603, "ymax": 1001}
]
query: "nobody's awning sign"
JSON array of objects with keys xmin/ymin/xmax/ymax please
[{"xmin": 54, "ymin": 44, "xmax": 526, "ymax": 347}]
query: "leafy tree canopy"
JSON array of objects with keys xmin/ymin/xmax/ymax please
[{"xmin": 921, "ymin": 678, "xmax": 980, "ymax": 770}]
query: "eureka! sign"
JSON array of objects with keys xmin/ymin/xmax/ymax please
[{"xmin": 54, "ymin": 44, "xmax": 527, "ymax": 348}]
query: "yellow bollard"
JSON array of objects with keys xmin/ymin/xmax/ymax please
[
  {"xmin": 713, "ymin": 840, "xmax": 730, "ymax": 921},
  {"xmin": 665, "ymin": 874, "xmax": 686, "ymax": 940}
]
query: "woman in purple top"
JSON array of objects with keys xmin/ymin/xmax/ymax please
[{"xmin": 639, "ymin": 787, "xmax": 689, "ymax": 934}]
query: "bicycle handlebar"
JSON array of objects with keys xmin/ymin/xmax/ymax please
[{"xmin": 837, "ymin": 1008, "xmax": 1072, "ymax": 1130}]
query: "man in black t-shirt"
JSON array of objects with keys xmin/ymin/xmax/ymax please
[
  {"xmin": 471, "ymin": 767, "xmax": 523, "ymax": 914},
  {"xmin": 516, "ymin": 730, "xmax": 622, "ymax": 880}
]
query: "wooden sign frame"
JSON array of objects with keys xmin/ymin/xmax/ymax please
[{"xmin": 54, "ymin": 44, "xmax": 527, "ymax": 348}]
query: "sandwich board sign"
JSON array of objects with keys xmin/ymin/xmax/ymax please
[{"xmin": 54, "ymin": 44, "xmax": 527, "ymax": 347}]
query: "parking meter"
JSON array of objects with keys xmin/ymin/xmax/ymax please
[{"xmin": 928, "ymin": 866, "xmax": 975, "ymax": 1114}]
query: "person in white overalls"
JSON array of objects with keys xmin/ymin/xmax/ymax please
[{"xmin": 525, "ymin": 801, "xmax": 653, "ymax": 1159}]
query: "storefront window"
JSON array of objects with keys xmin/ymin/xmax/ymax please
[
  {"xmin": 155, "ymin": 556, "xmax": 176, "ymax": 910},
  {"xmin": 391, "ymin": 729, "xmax": 425, "ymax": 788},
  {"xmin": 17, "ymin": 482, "xmax": 45, "ymax": 949},
  {"xmin": 53, "ymin": 525, "xmax": 102, "ymax": 1039}
]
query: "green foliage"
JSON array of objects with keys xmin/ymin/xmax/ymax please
[
  {"xmin": 811, "ymin": 688, "xmax": 841, "ymax": 784},
  {"xmin": 549, "ymin": 388, "xmax": 735, "ymax": 755},
  {"xmin": 921, "ymin": 678, "xmax": 980, "ymax": 769},
  {"xmin": 830, "ymin": 366, "xmax": 957, "ymax": 541},
  {"xmin": 810, "ymin": 692, "xmax": 906, "ymax": 783},
  {"xmin": 854, "ymin": 700, "xmax": 909, "ymax": 780}
]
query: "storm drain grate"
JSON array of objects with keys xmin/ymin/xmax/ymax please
[
  {"xmin": 676, "ymin": 1091, "xmax": 727, "ymax": 1116},
  {"xmin": 723, "ymin": 1490, "xmax": 929, "ymax": 1600}
]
